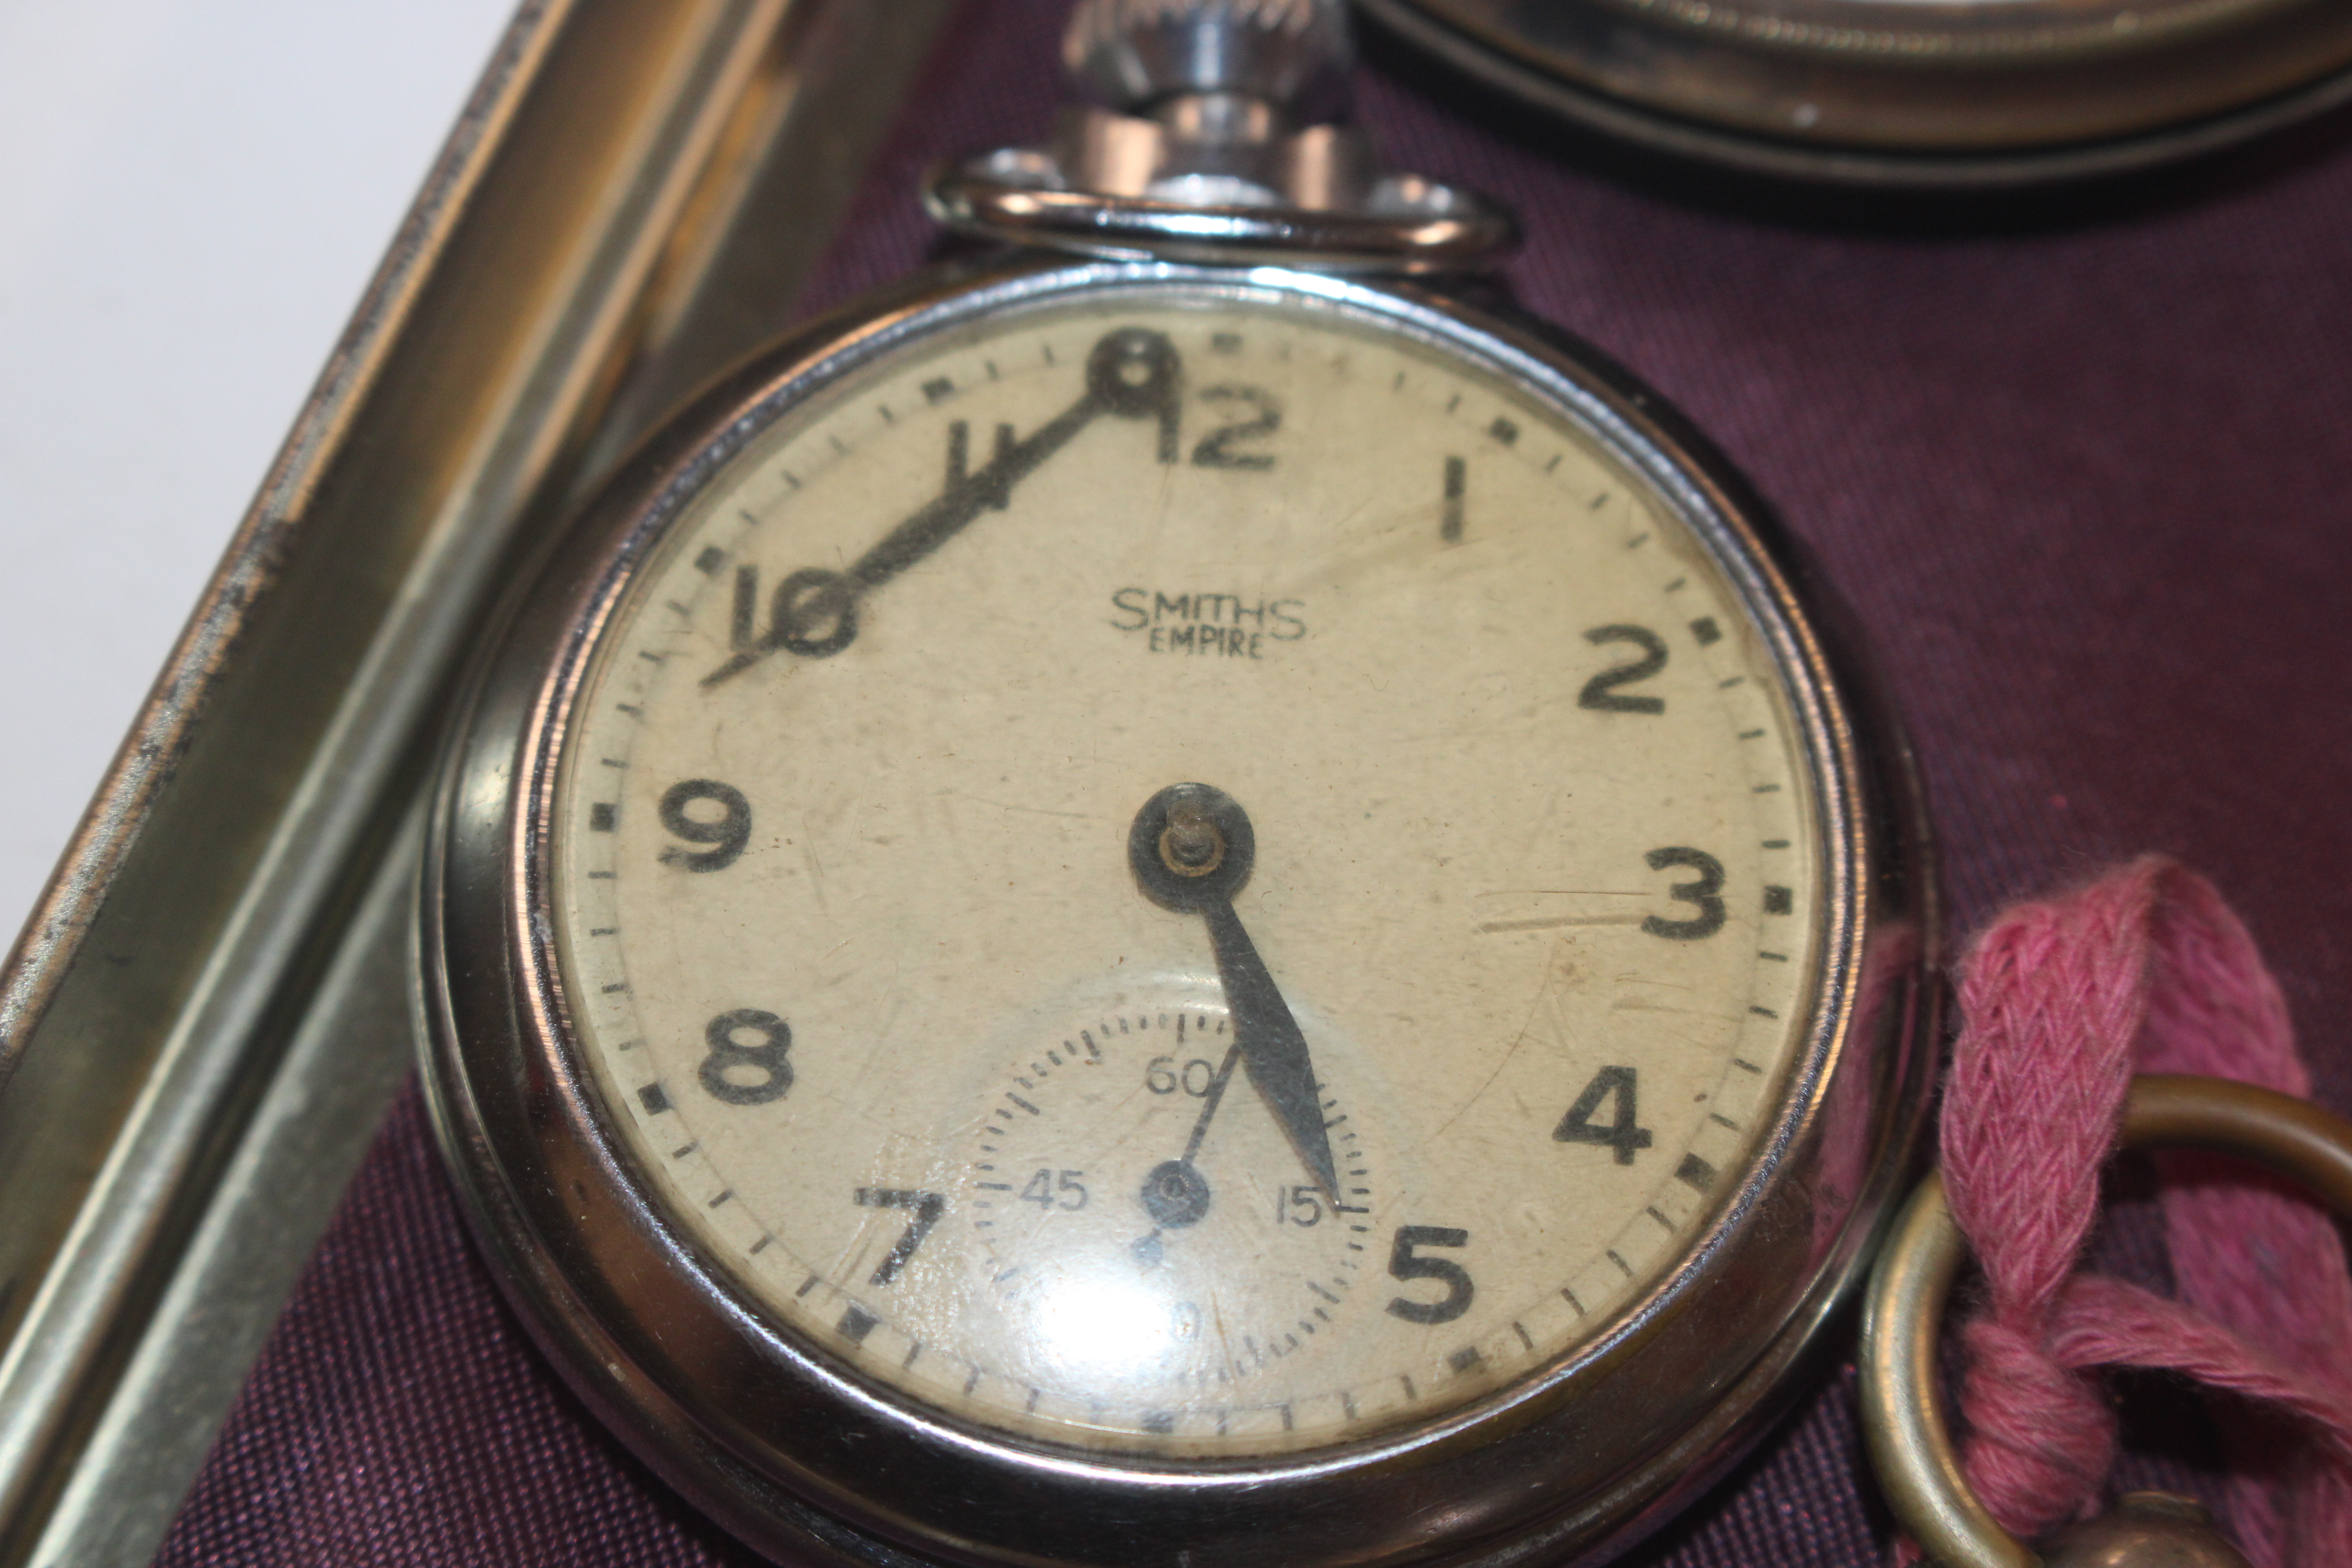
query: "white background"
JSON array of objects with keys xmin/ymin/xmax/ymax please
[{"xmin": 0, "ymin": 0, "xmax": 519, "ymax": 946}]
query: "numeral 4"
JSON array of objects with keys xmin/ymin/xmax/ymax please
[{"xmin": 1553, "ymin": 1066, "xmax": 1653, "ymax": 1165}]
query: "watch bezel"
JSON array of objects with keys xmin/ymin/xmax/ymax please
[{"xmin": 421, "ymin": 256, "xmax": 1936, "ymax": 1568}]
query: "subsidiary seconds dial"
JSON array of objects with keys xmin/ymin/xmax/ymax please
[{"xmin": 550, "ymin": 283, "xmax": 1824, "ymax": 1457}]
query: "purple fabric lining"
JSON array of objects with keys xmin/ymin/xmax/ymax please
[{"xmin": 155, "ymin": 0, "xmax": 2352, "ymax": 1561}]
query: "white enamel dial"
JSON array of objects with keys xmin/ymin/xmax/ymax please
[{"xmin": 550, "ymin": 285, "xmax": 1824, "ymax": 1458}]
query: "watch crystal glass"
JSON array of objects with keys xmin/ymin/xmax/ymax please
[{"xmin": 549, "ymin": 281, "xmax": 1824, "ymax": 1458}]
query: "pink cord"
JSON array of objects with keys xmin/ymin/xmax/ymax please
[{"xmin": 1929, "ymin": 858, "xmax": 2352, "ymax": 1565}]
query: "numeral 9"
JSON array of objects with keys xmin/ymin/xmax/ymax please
[{"xmin": 660, "ymin": 779, "xmax": 751, "ymax": 871}]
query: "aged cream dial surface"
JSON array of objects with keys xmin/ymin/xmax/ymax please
[{"xmin": 550, "ymin": 282, "xmax": 1824, "ymax": 1459}]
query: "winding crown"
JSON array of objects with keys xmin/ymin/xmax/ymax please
[
  {"xmin": 1064, "ymin": 0, "xmax": 1352, "ymax": 116},
  {"xmin": 924, "ymin": 0, "xmax": 1512, "ymax": 269}
]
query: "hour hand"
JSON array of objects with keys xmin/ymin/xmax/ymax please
[{"xmin": 1128, "ymin": 784, "xmax": 1341, "ymax": 1203}]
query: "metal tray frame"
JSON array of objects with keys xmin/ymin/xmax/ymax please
[{"xmin": 0, "ymin": 2, "xmax": 957, "ymax": 1562}]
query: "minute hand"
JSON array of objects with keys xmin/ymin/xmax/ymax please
[
  {"xmin": 1199, "ymin": 898, "xmax": 1342, "ymax": 1205},
  {"xmin": 703, "ymin": 327, "xmax": 1181, "ymax": 685}
]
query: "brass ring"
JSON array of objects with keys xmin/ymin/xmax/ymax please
[{"xmin": 1858, "ymin": 1074, "xmax": 2352, "ymax": 1568}]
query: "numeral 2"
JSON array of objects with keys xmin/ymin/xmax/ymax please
[{"xmin": 1578, "ymin": 625, "xmax": 1667, "ymax": 714}]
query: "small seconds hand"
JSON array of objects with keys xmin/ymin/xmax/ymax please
[
  {"xmin": 1179, "ymin": 1042, "xmax": 1244, "ymax": 1168},
  {"xmin": 1131, "ymin": 1038, "xmax": 1246, "ymax": 1255}
]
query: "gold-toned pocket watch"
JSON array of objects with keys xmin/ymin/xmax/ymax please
[{"xmin": 421, "ymin": 3, "xmax": 1935, "ymax": 1563}]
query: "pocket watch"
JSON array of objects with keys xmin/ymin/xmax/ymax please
[
  {"xmin": 420, "ymin": 2, "xmax": 1935, "ymax": 1564},
  {"xmin": 1356, "ymin": 0, "xmax": 2352, "ymax": 186}
]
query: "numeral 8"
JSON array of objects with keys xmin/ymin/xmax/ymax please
[{"xmin": 700, "ymin": 1009, "xmax": 794, "ymax": 1105}]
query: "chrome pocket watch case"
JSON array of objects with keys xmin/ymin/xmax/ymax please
[
  {"xmin": 420, "ymin": 3, "xmax": 1936, "ymax": 1564},
  {"xmin": 1356, "ymin": 0, "xmax": 2352, "ymax": 187}
]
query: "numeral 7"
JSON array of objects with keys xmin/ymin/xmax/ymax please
[{"xmin": 853, "ymin": 1188, "xmax": 945, "ymax": 1286}]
